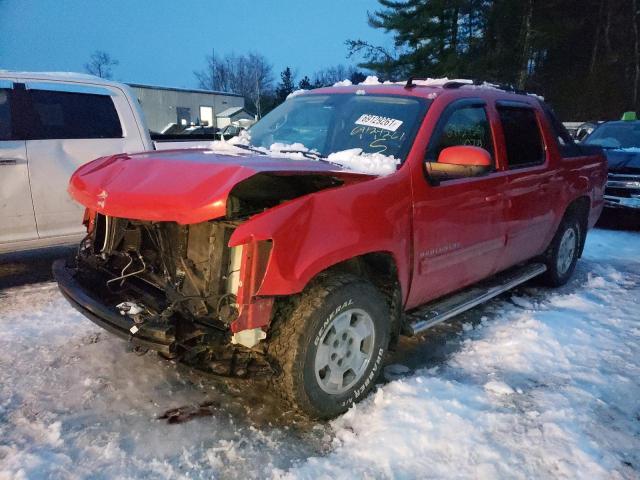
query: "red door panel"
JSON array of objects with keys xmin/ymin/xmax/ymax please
[{"xmin": 407, "ymin": 168, "xmax": 507, "ymax": 309}]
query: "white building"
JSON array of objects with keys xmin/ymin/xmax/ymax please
[{"xmin": 128, "ymin": 83, "xmax": 245, "ymax": 133}]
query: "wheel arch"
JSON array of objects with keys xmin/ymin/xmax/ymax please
[
  {"xmin": 276, "ymin": 251, "xmax": 404, "ymax": 347},
  {"xmin": 564, "ymin": 195, "xmax": 590, "ymax": 257}
]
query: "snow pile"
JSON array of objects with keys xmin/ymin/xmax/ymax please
[
  {"xmin": 281, "ymin": 228, "xmax": 640, "ymax": 479},
  {"xmin": 332, "ymin": 79, "xmax": 352, "ymax": 87},
  {"xmin": 0, "ymin": 284, "xmax": 327, "ymax": 479},
  {"xmin": 359, "ymin": 76, "xmax": 381, "ymax": 85},
  {"xmin": 409, "ymin": 77, "xmax": 473, "ymax": 87},
  {"xmin": 326, "ymin": 148, "xmax": 399, "ymax": 176},
  {"xmin": 286, "ymin": 89, "xmax": 307, "ymax": 100},
  {"xmin": 267, "ymin": 143, "xmax": 315, "ymax": 161},
  {"xmin": 201, "ymin": 132, "xmax": 399, "ymax": 176},
  {"xmin": 200, "ymin": 140, "xmax": 249, "ymax": 156},
  {"xmin": 1, "ymin": 230, "xmax": 639, "ymax": 478}
]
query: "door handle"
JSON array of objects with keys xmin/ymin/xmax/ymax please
[
  {"xmin": 485, "ymin": 193, "xmax": 503, "ymax": 203},
  {"xmin": 0, "ymin": 158, "xmax": 20, "ymax": 165}
]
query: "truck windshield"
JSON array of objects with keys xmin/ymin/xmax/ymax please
[
  {"xmin": 584, "ymin": 122, "xmax": 640, "ymax": 149},
  {"xmin": 248, "ymin": 94, "xmax": 429, "ymax": 161}
]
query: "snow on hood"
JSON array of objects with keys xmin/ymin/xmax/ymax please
[
  {"xmin": 201, "ymin": 133, "xmax": 400, "ymax": 177},
  {"xmin": 326, "ymin": 148, "xmax": 399, "ymax": 176},
  {"xmin": 68, "ymin": 148, "xmax": 375, "ymax": 224}
]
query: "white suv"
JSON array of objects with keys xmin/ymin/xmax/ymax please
[{"xmin": 0, "ymin": 71, "xmax": 154, "ymax": 253}]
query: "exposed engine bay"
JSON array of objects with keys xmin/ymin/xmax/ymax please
[{"xmin": 74, "ymin": 213, "xmax": 267, "ymax": 376}]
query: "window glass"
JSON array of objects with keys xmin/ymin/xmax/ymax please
[
  {"xmin": 426, "ymin": 104, "xmax": 494, "ymax": 162},
  {"xmin": 584, "ymin": 122, "xmax": 640, "ymax": 149},
  {"xmin": 498, "ymin": 106, "xmax": 544, "ymax": 167},
  {"xmin": 0, "ymin": 89, "xmax": 11, "ymax": 140},
  {"xmin": 249, "ymin": 94, "xmax": 428, "ymax": 161},
  {"xmin": 541, "ymin": 104, "xmax": 581, "ymax": 156},
  {"xmin": 29, "ymin": 90, "xmax": 122, "ymax": 140}
]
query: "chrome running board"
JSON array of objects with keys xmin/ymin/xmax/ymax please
[{"xmin": 406, "ymin": 263, "xmax": 547, "ymax": 336}]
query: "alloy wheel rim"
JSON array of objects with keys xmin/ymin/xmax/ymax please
[
  {"xmin": 314, "ymin": 308, "xmax": 375, "ymax": 395},
  {"xmin": 557, "ymin": 227, "xmax": 577, "ymax": 275}
]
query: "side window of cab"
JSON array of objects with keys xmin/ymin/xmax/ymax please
[
  {"xmin": 425, "ymin": 100, "xmax": 495, "ymax": 183},
  {"xmin": 0, "ymin": 87, "xmax": 12, "ymax": 140}
]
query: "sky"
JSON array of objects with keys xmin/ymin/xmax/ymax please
[{"xmin": 0, "ymin": 0, "xmax": 393, "ymax": 89}]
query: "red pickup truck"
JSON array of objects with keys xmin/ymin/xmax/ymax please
[{"xmin": 54, "ymin": 80, "xmax": 606, "ymax": 418}]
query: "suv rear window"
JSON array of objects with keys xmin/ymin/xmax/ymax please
[
  {"xmin": 0, "ymin": 89, "xmax": 11, "ymax": 140},
  {"xmin": 28, "ymin": 90, "xmax": 122, "ymax": 140},
  {"xmin": 498, "ymin": 106, "xmax": 544, "ymax": 168}
]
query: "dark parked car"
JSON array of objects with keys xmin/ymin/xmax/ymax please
[{"xmin": 583, "ymin": 113, "xmax": 640, "ymax": 212}]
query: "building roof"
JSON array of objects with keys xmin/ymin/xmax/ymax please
[
  {"xmin": 217, "ymin": 106, "xmax": 249, "ymax": 117},
  {"xmin": 128, "ymin": 82, "xmax": 243, "ymax": 98}
]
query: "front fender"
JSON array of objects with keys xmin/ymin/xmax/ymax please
[{"xmin": 229, "ymin": 172, "xmax": 413, "ymax": 302}]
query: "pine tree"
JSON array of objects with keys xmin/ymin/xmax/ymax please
[
  {"xmin": 348, "ymin": 0, "xmax": 639, "ymax": 119},
  {"xmin": 298, "ymin": 76, "xmax": 312, "ymax": 90},
  {"xmin": 276, "ymin": 67, "xmax": 296, "ymax": 102}
]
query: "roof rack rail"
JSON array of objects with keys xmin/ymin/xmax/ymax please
[
  {"xmin": 442, "ymin": 80, "xmax": 473, "ymax": 89},
  {"xmin": 402, "ymin": 76, "xmax": 541, "ymax": 98}
]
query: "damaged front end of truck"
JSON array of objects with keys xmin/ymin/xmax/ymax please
[{"xmin": 54, "ymin": 150, "xmax": 373, "ymax": 377}]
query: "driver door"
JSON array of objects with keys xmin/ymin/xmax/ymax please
[{"xmin": 407, "ymin": 99, "xmax": 507, "ymax": 309}]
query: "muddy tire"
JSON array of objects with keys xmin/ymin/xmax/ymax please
[
  {"xmin": 541, "ymin": 214, "xmax": 583, "ymax": 287},
  {"xmin": 267, "ymin": 274, "xmax": 390, "ymax": 419}
]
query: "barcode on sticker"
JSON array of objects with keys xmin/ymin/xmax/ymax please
[
  {"xmin": 355, "ymin": 114, "xmax": 403, "ymax": 132},
  {"xmin": 130, "ymin": 325, "xmax": 139, "ymax": 334}
]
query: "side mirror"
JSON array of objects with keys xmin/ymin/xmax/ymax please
[
  {"xmin": 426, "ymin": 146, "xmax": 492, "ymax": 183},
  {"xmin": 438, "ymin": 146, "xmax": 492, "ymax": 167}
]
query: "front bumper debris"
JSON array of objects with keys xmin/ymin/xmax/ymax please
[{"xmin": 52, "ymin": 259, "xmax": 175, "ymax": 355}]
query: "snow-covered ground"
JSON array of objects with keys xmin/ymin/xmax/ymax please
[{"xmin": 1, "ymin": 228, "xmax": 639, "ymax": 479}]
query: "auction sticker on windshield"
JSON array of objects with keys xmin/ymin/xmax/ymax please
[{"xmin": 355, "ymin": 114, "xmax": 403, "ymax": 132}]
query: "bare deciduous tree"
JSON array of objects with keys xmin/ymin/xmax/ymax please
[
  {"xmin": 195, "ymin": 52, "xmax": 274, "ymax": 118},
  {"xmin": 311, "ymin": 64, "xmax": 365, "ymax": 86},
  {"xmin": 84, "ymin": 50, "xmax": 119, "ymax": 79}
]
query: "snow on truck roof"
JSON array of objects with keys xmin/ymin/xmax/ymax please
[{"xmin": 288, "ymin": 76, "xmax": 544, "ymax": 101}]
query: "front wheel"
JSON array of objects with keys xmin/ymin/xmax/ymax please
[
  {"xmin": 541, "ymin": 215, "xmax": 583, "ymax": 287},
  {"xmin": 267, "ymin": 274, "xmax": 390, "ymax": 419}
]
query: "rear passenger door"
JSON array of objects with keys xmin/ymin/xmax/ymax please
[
  {"xmin": 496, "ymin": 102, "xmax": 555, "ymax": 268},
  {"xmin": 22, "ymin": 83, "xmax": 132, "ymax": 239},
  {"xmin": 0, "ymin": 80, "xmax": 37, "ymax": 245}
]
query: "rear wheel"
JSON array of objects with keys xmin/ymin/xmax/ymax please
[
  {"xmin": 267, "ymin": 274, "xmax": 390, "ymax": 419},
  {"xmin": 541, "ymin": 215, "xmax": 583, "ymax": 287}
]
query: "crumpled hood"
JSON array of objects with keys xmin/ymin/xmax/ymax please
[
  {"xmin": 605, "ymin": 148, "xmax": 640, "ymax": 174},
  {"xmin": 69, "ymin": 149, "xmax": 375, "ymax": 224}
]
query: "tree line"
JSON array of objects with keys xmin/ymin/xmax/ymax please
[
  {"xmin": 347, "ymin": 0, "xmax": 640, "ymax": 120},
  {"xmin": 193, "ymin": 52, "xmax": 367, "ymax": 118},
  {"xmin": 86, "ymin": 0, "xmax": 636, "ymax": 121},
  {"xmin": 84, "ymin": 49, "xmax": 367, "ymax": 119}
]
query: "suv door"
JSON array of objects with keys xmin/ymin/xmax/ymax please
[
  {"xmin": 408, "ymin": 99, "xmax": 507, "ymax": 309},
  {"xmin": 494, "ymin": 102, "xmax": 555, "ymax": 269},
  {"xmin": 23, "ymin": 82, "xmax": 130, "ymax": 239},
  {"xmin": 0, "ymin": 80, "xmax": 37, "ymax": 245}
]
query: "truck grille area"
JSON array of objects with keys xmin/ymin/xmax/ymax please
[{"xmin": 82, "ymin": 214, "xmax": 240, "ymax": 327}]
